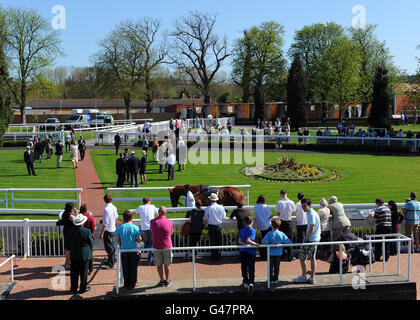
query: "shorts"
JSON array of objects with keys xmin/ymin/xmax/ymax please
[
  {"xmin": 405, "ymin": 224, "xmax": 419, "ymax": 241},
  {"xmin": 154, "ymin": 249, "xmax": 173, "ymax": 266},
  {"xmin": 298, "ymin": 243, "xmax": 317, "ymax": 260}
]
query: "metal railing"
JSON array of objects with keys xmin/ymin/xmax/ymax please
[
  {"xmin": 108, "ymin": 185, "xmax": 251, "ymax": 206},
  {"xmin": 4, "ymin": 188, "xmax": 82, "ymax": 209},
  {"xmin": 115, "ymin": 234, "xmax": 411, "ymax": 293},
  {"xmin": 0, "ymin": 255, "xmax": 16, "ymax": 282}
]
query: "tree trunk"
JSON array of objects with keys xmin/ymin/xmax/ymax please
[
  {"xmin": 124, "ymin": 95, "xmax": 131, "ymax": 120},
  {"xmin": 361, "ymin": 101, "xmax": 369, "ymax": 117},
  {"xmin": 20, "ymin": 81, "xmax": 27, "ymax": 124},
  {"xmin": 253, "ymin": 85, "xmax": 265, "ymax": 123},
  {"xmin": 145, "ymin": 70, "xmax": 153, "ymax": 113}
]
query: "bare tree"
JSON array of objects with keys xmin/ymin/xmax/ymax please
[
  {"xmin": 169, "ymin": 11, "xmax": 230, "ymax": 110},
  {"xmin": 4, "ymin": 7, "xmax": 63, "ymax": 123}
]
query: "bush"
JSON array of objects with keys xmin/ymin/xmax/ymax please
[{"xmin": 2, "ymin": 140, "xmax": 28, "ymax": 147}]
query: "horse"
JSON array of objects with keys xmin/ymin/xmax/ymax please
[{"xmin": 168, "ymin": 185, "xmax": 246, "ymax": 208}]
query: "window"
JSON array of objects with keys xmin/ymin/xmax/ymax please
[
  {"xmin": 310, "ymin": 105, "xmax": 315, "ymax": 112},
  {"xmin": 227, "ymin": 106, "xmax": 233, "ymax": 113}
]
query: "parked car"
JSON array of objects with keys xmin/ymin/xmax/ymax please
[
  {"xmin": 90, "ymin": 114, "xmax": 106, "ymax": 127},
  {"xmin": 64, "ymin": 114, "xmax": 90, "ymax": 130},
  {"xmin": 44, "ymin": 117, "xmax": 62, "ymax": 131}
]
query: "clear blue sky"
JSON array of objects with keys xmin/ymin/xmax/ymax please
[{"xmin": 3, "ymin": 0, "xmax": 420, "ymax": 74}]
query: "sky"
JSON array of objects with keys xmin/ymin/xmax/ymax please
[{"xmin": 2, "ymin": 0, "xmax": 420, "ymax": 74}]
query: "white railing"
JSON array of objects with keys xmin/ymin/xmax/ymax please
[
  {"xmin": 0, "ymin": 255, "xmax": 16, "ymax": 282},
  {"xmin": 6, "ymin": 188, "xmax": 82, "ymax": 209},
  {"xmin": 0, "ymin": 190, "xmax": 8, "ymax": 208},
  {"xmin": 108, "ymin": 185, "xmax": 251, "ymax": 206},
  {"xmin": 115, "ymin": 234, "xmax": 411, "ymax": 293}
]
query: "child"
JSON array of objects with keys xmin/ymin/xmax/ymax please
[
  {"xmin": 262, "ymin": 218, "xmax": 291, "ymax": 284},
  {"xmin": 238, "ymin": 216, "xmax": 261, "ymax": 295},
  {"xmin": 327, "ymin": 244, "xmax": 349, "ymax": 274}
]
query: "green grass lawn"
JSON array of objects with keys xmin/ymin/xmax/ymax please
[
  {"xmin": 0, "ymin": 150, "xmax": 77, "ymax": 220},
  {"xmin": 90, "ymin": 148, "xmax": 420, "ymax": 219}
]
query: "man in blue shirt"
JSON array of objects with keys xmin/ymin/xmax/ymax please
[
  {"xmin": 115, "ymin": 210, "xmax": 142, "ymax": 290},
  {"xmin": 238, "ymin": 216, "xmax": 261, "ymax": 295},
  {"xmin": 403, "ymin": 192, "xmax": 420, "ymax": 253},
  {"xmin": 293, "ymin": 199, "xmax": 321, "ymax": 285}
]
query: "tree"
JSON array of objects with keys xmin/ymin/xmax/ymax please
[
  {"xmin": 93, "ymin": 20, "xmax": 145, "ymax": 119},
  {"xmin": 289, "ymin": 23, "xmax": 346, "ymax": 119},
  {"xmin": 231, "ymin": 21, "xmax": 287, "ymax": 122},
  {"xmin": 169, "ymin": 11, "xmax": 230, "ymax": 108},
  {"xmin": 0, "ymin": 10, "xmax": 12, "ymax": 146},
  {"xmin": 286, "ymin": 54, "xmax": 308, "ymax": 129},
  {"xmin": 4, "ymin": 7, "xmax": 63, "ymax": 123},
  {"xmin": 232, "ymin": 30, "xmax": 252, "ymax": 103},
  {"xmin": 327, "ymin": 38, "xmax": 362, "ymax": 120},
  {"xmin": 368, "ymin": 66, "xmax": 392, "ymax": 129},
  {"xmin": 349, "ymin": 25, "xmax": 394, "ymax": 117}
]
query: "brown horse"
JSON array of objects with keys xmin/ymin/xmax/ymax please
[{"xmin": 168, "ymin": 185, "xmax": 246, "ymax": 207}]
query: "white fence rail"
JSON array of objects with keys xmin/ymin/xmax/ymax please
[
  {"xmin": 0, "ymin": 188, "xmax": 83, "ymax": 209},
  {"xmin": 0, "ymin": 254, "xmax": 16, "ymax": 282},
  {"xmin": 116, "ymin": 234, "xmax": 412, "ymax": 293},
  {"xmin": 108, "ymin": 185, "xmax": 252, "ymax": 206}
]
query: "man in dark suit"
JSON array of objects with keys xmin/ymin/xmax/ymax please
[
  {"xmin": 34, "ymin": 140, "xmax": 45, "ymax": 163},
  {"xmin": 70, "ymin": 214, "xmax": 94, "ymax": 294},
  {"xmin": 123, "ymin": 147, "xmax": 130, "ymax": 185},
  {"xmin": 116, "ymin": 153, "xmax": 127, "ymax": 187},
  {"xmin": 24, "ymin": 146, "xmax": 37, "ymax": 176},
  {"xmin": 114, "ymin": 133, "xmax": 121, "ymax": 155},
  {"xmin": 78, "ymin": 136, "xmax": 87, "ymax": 161},
  {"xmin": 127, "ymin": 151, "xmax": 140, "ymax": 187}
]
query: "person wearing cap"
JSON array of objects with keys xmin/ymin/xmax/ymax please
[
  {"xmin": 24, "ymin": 145, "xmax": 37, "ymax": 176},
  {"xmin": 55, "ymin": 139, "xmax": 63, "ymax": 168},
  {"xmin": 328, "ymin": 196, "xmax": 351, "ymax": 240},
  {"xmin": 127, "ymin": 151, "xmax": 140, "ymax": 187},
  {"xmin": 70, "ymin": 214, "xmax": 94, "ymax": 294},
  {"xmin": 204, "ymin": 193, "xmax": 227, "ymax": 260}
]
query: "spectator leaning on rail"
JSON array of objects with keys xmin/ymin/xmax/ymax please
[
  {"xmin": 230, "ymin": 203, "xmax": 250, "ymax": 241},
  {"xmin": 115, "ymin": 210, "xmax": 142, "ymax": 290},
  {"xmin": 204, "ymin": 193, "xmax": 227, "ymax": 260},
  {"xmin": 388, "ymin": 200, "xmax": 405, "ymax": 256},
  {"xmin": 275, "ymin": 190, "xmax": 296, "ymax": 261},
  {"xmin": 238, "ymin": 216, "xmax": 261, "ymax": 295},
  {"xmin": 328, "ymin": 196, "xmax": 351, "ymax": 240},
  {"xmin": 150, "ymin": 206, "xmax": 174, "ymax": 287},
  {"xmin": 99, "ymin": 194, "xmax": 120, "ymax": 269},
  {"xmin": 70, "ymin": 214, "xmax": 94, "ymax": 294},
  {"xmin": 293, "ymin": 198, "xmax": 321, "ymax": 285},
  {"xmin": 295, "ymin": 192, "xmax": 307, "ymax": 245},
  {"xmin": 262, "ymin": 218, "xmax": 291, "ymax": 285},
  {"xmin": 253, "ymin": 195, "xmax": 273, "ymax": 260},
  {"xmin": 134, "ymin": 197, "xmax": 158, "ymax": 265},
  {"xmin": 317, "ymin": 198, "xmax": 332, "ymax": 259},
  {"xmin": 185, "ymin": 199, "xmax": 205, "ymax": 249},
  {"xmin": 403, "ymin": 192, "xmax": 420, "ymax": 253},
  {"xmin": 373, "ymin": 198, "xmax": 392, "ymax": 262}
]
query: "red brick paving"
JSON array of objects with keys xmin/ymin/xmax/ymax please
[{"xmin": 0, "ymin": 252, "xmax": 418, "ymax": 300}]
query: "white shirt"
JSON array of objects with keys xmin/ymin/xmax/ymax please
[
  {"xmin": 204, "ymin": 202, "xmax": 226, "ymax": 225},
  {"xmin": 167, "ymin": 154, "xmax": 176, "ymax": 165},
  {"xmin": 135, "ymin": 203, "xmax": 158, "ymax": 231},
  {"xmin": 275, "ymin": 198, "xmax": 296, "ymax": 221},
  {"xmin": 254, "ymin": 203, "xmax": 273, "ymax": 231},
  {"xmin": 186, "ymin": 191, "xmax": 195, "ymax": 208},
  {"xmin": 102, "ymin": 203, "xmax": 118, "ymax": 232},
  {"xmin": 295, "ymin": 201, "xmax": 307, "ymax": 226}
]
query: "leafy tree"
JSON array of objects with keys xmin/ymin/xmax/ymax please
[
  {"xmin": 169, "ymin": 11, "xmax": 230, "ymax": 107},
  {"xmin": 0, "ymin": 10, "xmax": 12, "ymax": 146},
  {"xmin": 4, "ymin": 7, "xmax": 63, "ymax": 123},
  {"xmin": 232, "ymin": 30, "xmax": 252, "ymax": 103},
  {"xmin": 368, "ymin": 66, "xmax": 392, "ymax": 129},
  {"xmin": 232, "ymin": 21, "xmax": 287, "ymax": 122},
  {"xmin": 287, "ymin": 54, "xmax": 308, "ymax": 129}
]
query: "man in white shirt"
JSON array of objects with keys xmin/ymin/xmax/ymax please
[
  {"xmin": 167, "ymin": 149, "xmax": 176, "ymax": 180},
  {"xmin": 204, "ymin": 193, "xmax": 226, "ymax": 260},
  {"xmin": 295, "ymin": 192, "xmax": 307, "ymax": 244},
  {"xmin": 100, "ymin": 194, "xmax": 120, "ymax": 269},
  {"xmin": 185, "ymin": 185, "xmax": 195, "ymax": 208},
  {"xmin": 275, "ymin": 190, "xmax": 296, "ymax": 260},
  {"xmin": 134, "ymin": 197, "xmax": 158, "ymax": 265}
]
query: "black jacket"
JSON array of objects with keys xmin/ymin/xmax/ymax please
[
  {"xmin": 127, "ymin": 155, "xmax": 140, "ymax": 173},
  {"xmin": 116, "ymin": 157, "xmax": 127, "ymax": 175},
  {"xmin": 24, "ymin": 150, "xmax": 35, "ymax": 164},
  {"xmin": 55, "ymin": 143, "xmax": 63, "ymax": 156},
  {"xmin": 114, "ymin": 135, "xmax": 121, "ymax": 146}
]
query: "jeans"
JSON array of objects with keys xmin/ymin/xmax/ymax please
[
  {"xmin": 103, "ymin": 231, "xmax": 115, "ymax": 267},
  {"xmin": 121, "ymin": 252, "xmax": 139, "ymax": 288},
  {"xmin": 270, "ymin": 255, "xmax": 282, "ymax": 281},
  {"xmin": 240, "ymin": 251, "xmax": 256, "ymax": 285},
  {"xmin": 141, "ymin": 230, "xmax": 153, "ymax": 265},
  {"xmin": 296, "ymin": 225, "xmax": 307, "ymax": 244},
  {"xmin": 208, "ymin": 224, "xmax": 222, "ymax": 259},
  {"xmin": 168, "ymin": 164, "xmax": 174, "ymax": 180}
]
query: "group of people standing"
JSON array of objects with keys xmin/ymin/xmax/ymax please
[{"xmin": 116, "ymin": 148, "xmax": 148, "ymax": 187}]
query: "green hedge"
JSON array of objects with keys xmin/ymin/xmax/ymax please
[{"xmin": 2, "ymin": 140, "xmax": 28, "ymax": 147}]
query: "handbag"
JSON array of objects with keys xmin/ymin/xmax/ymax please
[{"xmin": 181, "ymin": 222, "xmax": 190, "ymax": 236}]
